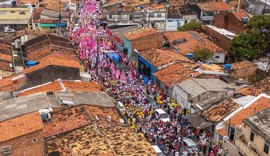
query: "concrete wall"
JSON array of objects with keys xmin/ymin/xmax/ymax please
[
  {"xmin": 213, "ymin": 12, "xmax": 246, "ymax": 34},
  {"xmin": 172, "ymin": 84, "xmax": 189, "ymax": 109},
  {"xmin": 242, "ymin": 124, "xmax": 270, "ymax": 156},
  {"xmin": 22, "ymin": 65, "xmax": 80, "ymax": 89},
  {"xmin": 0, "ymin": 7, "xmax": 30, "ymax": 20},
  {"xmin": 204, "ymin": 26, "xmax": 232, "ymax": 52}
]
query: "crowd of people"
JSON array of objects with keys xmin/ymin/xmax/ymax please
[{"xmin": 67, "ymin": 0, "xmax": 228, "ymax": 155}]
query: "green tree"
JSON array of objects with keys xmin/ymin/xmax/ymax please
[
  {"xmin": 177, "ymin": 21, "xmax": 202, "ymax": 32},
  {"xmin": 193, "ymin": 48, "xmax": 214, "ymax": 61},
  {"xmin": 230, "ymin": 15, "xmax": 270, "ymax": 61}
]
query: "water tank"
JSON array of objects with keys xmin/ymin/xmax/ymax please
[
  {"xmin": 242, "ymin": 17, "xmax": 248, "ymax": 23},
  {"xmin": 186, "ymin": 53, "xmax": 193, "ymax": 59},
  {"xmin": 11, "ymin": 1, "xmax": 16, "ymax": 6},
  {"xmin": 225, "ymin": 64, "xmax": 232, "ymax": 71},
  {"xmin": 26, "ymin": 61, "xmax": 38, "ymax": 67}
]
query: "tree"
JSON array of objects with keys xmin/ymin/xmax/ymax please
[
  {"xmin": 193, "ymin": 48, "xmax": 214, "ymax": 61},
  {"xmin": 230, "ymin": 15, "xmax": 270, "ymax": 61},
  {"xmin": 177, "ymin": 21, "xmax": 202, "ymax": 32}
]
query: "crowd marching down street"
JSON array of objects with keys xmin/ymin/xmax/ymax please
[{"xmin": 67, "ymin": 0, "xmax": 226, "ymax": 155}]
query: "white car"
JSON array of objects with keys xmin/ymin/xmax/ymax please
[
  {"xmin": 183, "ymin": 137, "xmax": 198, "ymax": 152},
  {"xmin": 154, "ymin": 109, "xmax": 170, "ymax": 122},
  {"xmin": 117, "ymin": 101, "xmax": 126, "ymax": 113}
]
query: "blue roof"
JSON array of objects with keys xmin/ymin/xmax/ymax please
[{"xmin": 106, "ymin": 53, "xmax": 120, "ymax": 63}]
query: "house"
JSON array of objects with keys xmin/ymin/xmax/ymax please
[
  {"xmin": 172, "ymin": 78, "xmax": 235, "ymax": 112},
  {"xmin": 197, "ymin": 2, "xmax": 232, "ymax": 25},
  {"xmin": 0, "ymin": 4, "xmax": 31, "ymax": 32},
  {"xmin": 0, "ymin": 43, "xmax": 14, "ymax": 77},
  {"xmin": 24, "ymin": 34, "xmax": 75, "ymax": 60},
  {"xmin": 123, "ymin": 27, "xmax": 163, "ymax": 66},
  {"xmin": 0, "ymin": 112, "xmax": 45, "ymax": 156},
  {"xmin": 236, "ymin": 77, "xmax": 270, "ymax": 96},
  {"xmin": 0, "ymin": 91, "xmax": 116, "ymax": 121},
  {"xmin": 163, "ymin": 31, "xmax": 227, "ymax": 63},
  {"xmin": 138, "ymin": 48, "xmax": 191, "ymax": 81},
  {"xmin": 17, "ymin": 79, "xmax": 102, "ymax": 96},
  {"xmin": 213, "ymin": 11, "xmax": 250, "ymax": 34},
  {"xmin": 245, "ymin": 0, "xmax": 270, "ymax": 15},
  {"xmin": 106, "ymin": 25, "xmax": 142, "ymax": 51},
  {"xmin": 230, "ymin": 61, "xmax": 257, "ymax": 79},
  {"xmin": 145, "ymin": 3, "xmax": 166, "ymax": 30},
  {"xmin": 222, "ymin": 94, "xmax": 270, "ymax": 156},
  {"xmin": 0, "ymin": 53, "xmax": 81, "ymax": 92},
  {"xmin": 44, "ymin": 105, "xmax": 156, "ymax": 155},
  {"xmin": 153, "ymin": 62, "xmax": 200, "ymax": 96},
  {"xmin": 236, "ymin": 107, "xmax": 270, "ymax": 156},
  {"xmin": 203, "ymin": 25, "xmax": 236, "ymax": 52}
]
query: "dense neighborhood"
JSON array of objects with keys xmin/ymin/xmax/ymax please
[{"xmin": 0, "ymin": 0, "xmax": 269, "ymax": 155}]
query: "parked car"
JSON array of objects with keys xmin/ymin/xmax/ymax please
[
  {"xmin": 183, "ymin": 137, "xmax": 198, "ymax": 152},
  {"xmin": 116, "ymin": 101, "xmax": 126, "ymax": 113},
  {"xmin": 151, "ymin": 145, "xmax": 165, "ymax": 156},
  {"xmin": 154, "ymin": 109, "xmax": 170, "ymax": 122}
]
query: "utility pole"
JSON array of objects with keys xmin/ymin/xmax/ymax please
[
  {"xmin": 262, "ymin": 0, "xmax": 268, "ymax": 15},
  {"xmin": 237, "ymin": 0, "xmax": 240, "ymax": 12}
]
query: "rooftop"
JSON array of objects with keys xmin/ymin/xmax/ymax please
[
  {"xmin": 0, "ymin": 91, "xmax": 115, "ymax": 121},
  {"xmin": 0, "ymin": 43, "xmax": 11, "ymax": 55},
  {"xmin": 18, "ymin": 80, "xmax": 102, "ymax": 96},
  {"xmin": 236, "ymin": 77, "xmax": 270, "ymax": 96},
  {"xmin": 178, "ymin": 78, "xmax": 234, "ymax": 98},
  {"xmin": 200, "ymin": 63, "xmax": 224, "ymax": 72},
  {"xmin": 42, "ymin": 105, "xmax": 89, "ymax": 138},
  {"xmin": 216, "ymin": 128, "xmax": 227, "ymax": 137},
  {"xmin": 226, "ymin": 95, "xmax": 270, "ymax": 129},
  {"xmin": 25, "ymin": 34, "xmax": 73, "ymax": 53},
  {"xmin": 124, "ymin": 27, "xmax": 156, "ymax": 40},
  {"xmin": 46, "ymin": 124, "xmax": 155, "ymax": 155},
  {"xmin": 205, "ymin": 25, "xmax": 236, "ymax": 40},
  {"xmin": 1, "ymin": 28, "xmax": 44, "ymax": 42},
  {"xmin": 139, "ymin": 48, "xmax": 191, "ymax": 68},
  {"xmin": 16, "ymin": 0, "xmax": 38, "ymax": 4},
  {"xmin": 0, "ymin": 4, "xmax": 28, "ymax": 8},
  {"xmin": 232, "ymin": 60, "xmax": 256, "ymax": 70},
  {"xmin": 198, "ymin": 2, "xmax": 232, "ymax": 11},
  {"xmin": 244, "ymin": 107, "xmax": 270, "ymax": 141},
  {"xmin": 110, "ymin": 25, "xmax": 142, "ymax": 43},
  {"xmin": 0, "ymin": 53, "xmax": 12, "ymax": 62},
  {"xmin": 0, "ymin": 112, "xmax": 44, "ymax": 142},
  {"xmin": 232, "ymin": 11, "xmax": 250, "ymax": 21},
  {"xmin": 163, "ymin": 31, "xmax": 226, "ymax": 55},
  {"xmin": 153, "ymin": 63, "xmax": 200, "ymax": 88},
  {"xmin": 200, "ymin": 99, "xmax": 240, "ymax": 122}
]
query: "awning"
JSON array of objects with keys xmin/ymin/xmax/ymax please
[
  {"xmin": 106, "ymin": 52, "xmax": 120, "ymax": 63},
  {"xmin": 39, "ymin": 23, "xmax": 67, "ymax": 28},
  {"xmin": 186, "ymin": 113, "xmax": 213, "ymax": 130}
]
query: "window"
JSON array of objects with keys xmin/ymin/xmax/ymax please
[
  {"xmin": 250, "ymin": 131, "xmax": 254, "ymax": 142},
  {"xmin": 214, "ymin": 55, "xmax": 220, "ymax": 59},
  {"xmin": 19, "ymin": 11, "xmax": 25, "ymax": 15},
  {"xmin": 264, "ymin": 144, "xmax": 269, "ymax": 154},
  {"xmin": 10, "ymin": 11, "xmax": 15, "ymax": 13},
  {"xmin": 149, "ymin": 13, "xmax": 154, "ymax": 17},
  {"xmin": 156, "ymin": 13, "xmax": 162, "ymax": 17},
  {"xmin": 202, "ymin": 11, "xmax": 214, "ymax": 16},
  {"xmin": 229, "ymin": 127, "xmax": 235, "ymax": 141}
]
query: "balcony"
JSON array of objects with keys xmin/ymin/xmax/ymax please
[{"xmin": 235, "ymin": 135, "xmax": 259, "ymax": 156}]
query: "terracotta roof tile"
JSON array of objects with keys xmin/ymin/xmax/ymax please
[
  {"xmin": 42, "ymin": 105, "xmax": 89, "ymax": 138},
  {"xmin": 198, "ymin": 2, "xmax": 232, "ymax": 11},
  {"xmin": 0, "ymin": 43, "xmax": 11, "ymax": 55},
  {"xmin": 226, "ymin": 96, "xmax": 270, "ymax": 129},
  {"xmin": 236, "ymin": 77, "xmax": 270, "ymax": 96},
  {"xmin": 0, "ymin": 53, "xmax": 12, "ymax": 62},
  {"xmin": 200, "ymin": 99, "xmax": 240, "ymax": 122},
  {"xmin": 232, "ymin": 11, "xmax": 250, "ymax": 21},
  {"xmin": 163, "ymin": 31, "xmax": 226, "ymax": 55},
  {"xmin": 232, "ymin": 61, "xmax": 255, "ymax": 70},
  {"xmin": 84, "ymin": 105, "xmax": 121, "ymax": 123},
  {"xmin": 217, "ymin": 128, "xmax": 227, "ymax": 136},
  {"xmin": 140, "ymin": 48, "xmax": 191, "ymax": 68},
  {"xmin": 154, "ymin": 63, "xmax": 200, "ymax": 88},
  {"xmin": 2, "ymin": 28, "xmax": 45, "ymax": 42},
  {"xmin": 0, "ymin": 74, "xmax": 26, "ymax": 92},
  {"xmin": 124, "ymin": 27, "xmax": 156, "ymax": 40},
  {"xmin": 0, "ymin": 112, "xmax": 44, "ymax": 142},
  {"xmin": 18, "ymin": 80, "xmax": 102, "ymax": 96},
  {"xmin": 38, "ymin": 19, "xmax": 59, "ymax": 24},
  {"xmin": 0, "ymin": 61, "xmax": 13, "ymax": 72},
  {"xmin": 17, "ymin": 0, "xmax": 38, "ymax": 4}
]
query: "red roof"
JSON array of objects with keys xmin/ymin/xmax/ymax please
[
  {"xmin": 0, "ymin": 112, "xmax": 44, "ymax": 142},
  {"xmin": 198, "ymin": 2, "xmax": 232, "ymax": 11},
  {"xmin": 124, "ymin": 28, "xmax": 156, "ymax": 40}
]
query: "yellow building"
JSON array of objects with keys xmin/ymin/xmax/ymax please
[
  {"xmin": 236, "ymin": 107, "xmax": 270, "ymax": 156},
  {"xmin": 0, "ymin": 4, "xmax": 30, "ymax": 31}
]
